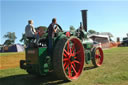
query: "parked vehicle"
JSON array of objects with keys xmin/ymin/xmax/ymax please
[{"xmin": 120, "ymin": 39, "xmax": 128, "ymax": 46}]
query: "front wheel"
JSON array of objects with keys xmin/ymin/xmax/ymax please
[{"xmin": 92, "ymin": 47, "xmax": 104, "ymax": 67}]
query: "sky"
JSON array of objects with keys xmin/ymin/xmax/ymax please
[{"xmin": 1, "ymin": 0, "xmax": 128, "ymax": 44}]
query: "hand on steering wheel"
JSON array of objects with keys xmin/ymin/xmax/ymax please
[{"xmin": 55, "ymin": 24, "xmax": 63, "ymax": 33}]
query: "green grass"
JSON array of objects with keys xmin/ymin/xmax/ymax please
[
  {"xmin": 0, "ymin": 47, "xmax": 128, "ymax": 85},
  {"xmin": 0, "ymin": 52, "xmax": 25, "ymax": 56}
]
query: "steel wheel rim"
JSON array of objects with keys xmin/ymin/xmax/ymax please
[
  {"xmin": 62, "ymin": 38, "xmax": 84, "ymax": 80},
  {"xmin": 95, "ymin": 47, "xmax": 103, "ymax": 66}
]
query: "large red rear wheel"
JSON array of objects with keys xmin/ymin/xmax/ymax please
[
  {"xmin": 53, "ymin": 37, "xmax": 85, "ymax": 81},
  {"xmin": 92, "ymin": 47, "xmax": 104, "ymax": 67}
]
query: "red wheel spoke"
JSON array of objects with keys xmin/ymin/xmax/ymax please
[
  {"xmin": 63, "ymin": 58, "xmax": 69, "ymax": 61},
  {"xmin": 96, "ymin": 50, "xmax": 100, "ymax": 55},
  {"xmin": 72, "ymin": 62, "xmax": 76, "ymax": 68},
  {"xmin": 70, "ymin": 48, "xmax": 72, "ymax": 54},
  {"xmin": 71, "ymin": 44, "xmax": 75, "ymax": 56},
  {"xmin": 71, "ymin": 64, "xmax": 77, "ymax": 74},
  {"xmin": 63, "ymin": 52, "xmax": 68, "ymax": 57},
  {"xmin": 64, "ymin": 49, "xmax": 69, "ymax": 55},
  {"xmin": 68, "ymin": 65, "xmax": 72, "ymax": 77},
  {"xmin": 75, "ymin": 50, "xmax": 81, "ymax": 55},
  {"xmin": 96, "ymin": 58, "xmax": 101, "ymax": 64},
  {"xmin": 64, "ymin": 62, "xmax": 66, "ymax": 67},
  {"xmin": 96, "ymin": 56, "xmax": 100, "ymax": 63},
  {"xmin": 71, "ymin": 44, "xmax": 75, "ymax": 52},
  {"xmin": 72, "ymin": 51, "xmax": 75, "ymax": 56},
  {"xmin": 70, "ymin": 48, "xmax": 75, "ymax": 57},
  {"xmin": 98, "ymin": 58, "xmax": 101, "ymax": 62},
  {"xmin": 67, "ymin": 41, "xmax": 70, "ymax": 52},
  {"xmin": 73, "ymin": 60, "xmax": 81, "ymax": 65},
  {"xmin": 64, "ymin": 63, "xmax": 69, "ymax": 70},
  {"xmin": 96, "ymin": 50, "xmax": 98, "ymax": 54}
]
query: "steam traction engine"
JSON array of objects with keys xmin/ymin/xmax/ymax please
[{"xmin": 20, "ymin": 10, "xmax": 104, "ymax": 81}]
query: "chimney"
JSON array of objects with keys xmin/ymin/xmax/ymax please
[{"xmin": 81, "ymin": 10, "xmax": 88, "ymax": 32}]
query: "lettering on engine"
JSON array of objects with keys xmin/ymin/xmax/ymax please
[{"xmin": 27, "ymin": 50, "xmax": 35, "ymax": 54}]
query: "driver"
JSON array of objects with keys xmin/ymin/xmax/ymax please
[{"xmin": 47, "ymin": 18, "xmax": 62, "ymax": 56}]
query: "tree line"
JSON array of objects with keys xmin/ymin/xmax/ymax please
[{"xmin": 2, "ymin": 26, "xmax": 97, "ymax": 46}]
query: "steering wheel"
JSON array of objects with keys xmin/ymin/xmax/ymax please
[{"xmin": 55, "ymin": 24, "xmax": 63, "ymax": 33}]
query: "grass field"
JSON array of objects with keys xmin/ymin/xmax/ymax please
[
  {"xmin": 0, "ymin": 47, "xmax": 128, "ymax": 85},
  {"xmin": 0, "ymin": 52, "xmax": 25, "ymax": 69}
]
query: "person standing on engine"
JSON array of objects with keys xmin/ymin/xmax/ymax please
[{"xmin": 47, "ymin": 18, "xmax": 62, "ymax": 56}]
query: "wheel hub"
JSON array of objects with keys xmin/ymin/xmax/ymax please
[{"xmin": 70, "ymin": 57, "xmax": 75, "ymax": 62}]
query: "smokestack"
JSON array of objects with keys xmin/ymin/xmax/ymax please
[{"xmin": 81, "ymin": 10, "xmax": 88, "ymax": 32}]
